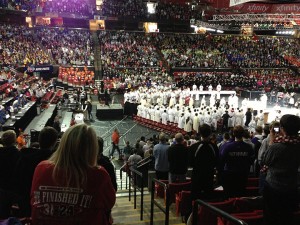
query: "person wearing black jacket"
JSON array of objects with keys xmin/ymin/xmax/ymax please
[
  {"xmin": 13, "ymin": 127, "xmax": 58, "ymax": 217},
  {"xmin": 245, "ymin": 108, "xmax": 252, "ymax": 127},
  {"xmin": 97, "ymin": 137, "xmax": 117, "ymax": 191},
  {"xmin": 189, "ymin": 124, "xmax": 218, "ymax": 201},
  {"xmin": 168, "ymin": 133, "xmax": 188, "ymax": 183},
  {"xmin": 0, "ymin": 130, "xmax": 20, "ymax": 218}
]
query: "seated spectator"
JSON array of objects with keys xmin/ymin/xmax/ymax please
[
  {"xmin": 0, "ymin": 130, "xmax": 20, "ymax": 218},
  {"xmin": 13, "ymin": 127, "xmax": 58, "ymax": 217},
  {"xmin": 36, "ymin": 28, "xmax": 94, "ymax": 66},
  {"xmin": 42, "ymin": 0, "xmax": 95, "ymax": 16},
  {"xmin": 0, "ymin": 24, "xmax": 51, "ymax": 68},
  {"xmin": 100, "ymin": 0, "xmax": 147, "ymax": 18},
  {"xmin": 31, "ymin": 124, "xmax": 116, "ymax": 224}
]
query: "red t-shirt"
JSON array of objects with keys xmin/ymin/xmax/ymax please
[{"xmin": 31, "ymin": 161, "xmax": 116, "ymax": 225}]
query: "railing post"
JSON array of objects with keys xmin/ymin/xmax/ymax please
[
  {"xmin": 150, "ymin": 180, "xmax": 155, "ymax": 225},
  {"xmin": 120, "ymin": 169, "xmax": 122, "ymax": 190},
  {"xmin": 192, "ymin": 200, "xmax": 199, "ymax": 225},
  {"xmin": 165, "ymin": 188, "xmax": 170, "ymax": 225},
  {"xmin": 129, "ymin": 173, "xmax": 131, "ymax": 202},
  {"xmin": 140, "ymin": 175, "xmax": 144, "ymax": 221},
  {"xmin": 134, "ymin": 172, "xmax": 137, "ymax": 209}
]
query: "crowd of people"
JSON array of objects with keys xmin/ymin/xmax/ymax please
[
  {"xmin": 0, "ymin": 0, "xmax": 35, "ymax": 11},
  {"xmin": 41, "ymin": 0, "xmax": 95, "ymax": 16},
  {"xmin": 0, "ymin": 24, "xmax": 52, "ymax": 67},
  {"xmin": 118, "ymin": 113, "xmax": 300, "ymax": 225},
  {"xmin": 174, "ymin": 72, "xmax": 256, "ymax": 91},
  {"xmin": 148, "ymin": 34, "xmax": 300, "ymax": 69},
  {"xmin": 212, "ymin": 35, "xmax": 299, "ymax": 68},
  {"xmin": 99, "ymin": 31, "xmax": 161, "ymax": 70},
  {"xmin": 100, "ymin": 0, "xmax": 147, "ymax": 18},
  {"xmin": 155, "ymin": 2, "xmax": 202, "ymax": 21},
  {"xmin": 57, "ymin": 66, "xmax": 95, "ymax": 87},
  {"xmin": 35, "ymin": 28, "xmax": 94, "ymax": 66},
  {"xmin": 149, "ymin": 33, "xmax": 230, "ymax": 68}
]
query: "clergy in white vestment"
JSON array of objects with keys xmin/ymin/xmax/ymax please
[
  {"xmin": 184, "ymin": 116, "xmax": 193, "ymax": 134},
  {"xmin": 161, "ymin": 110, "xmax": 168, "ymax": 125},
  {"xmin": 201, "ymin": 95, "xmax": 206, "ymax": 106},
  {"xmin": 154, "ymin": 108, "xmax": 161, "ymax": 122},
  {"xmin": 199, "ymin": 84, "xmax": 204, "ymax": 91},
  {"xmin": 178, "ymin": 113, "xmax": 185, "ymax": 129},
  {"xmin": 193, "ymin": 113, "xmax": 200, "ymax": 133}
]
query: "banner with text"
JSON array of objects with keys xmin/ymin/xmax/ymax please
[
  {"xmin": 27, "ymin": 65, "xmax": 53, "ymax": 73},
  {"xmin": 230, "ymin": 0, "xmax": 267, "ymax": 7},
  {"xmin": 231, "ymin": 3, "xmax": 300, "ymax": 14}
]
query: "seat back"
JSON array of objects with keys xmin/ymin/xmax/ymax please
[
  {"xmin": 233, "ymin": 197, "xmax": 263, "ymax": 213},
  {"xmin": 155, "ymin": 180, "xmax": 168, "ymax": 198},
  {"xmin": 169, "ymin": 181, "xmax": 191, "ymax": 203},
  {"xmin": 226, "ymin": 214, "xmax": 263, "ymax": 225},
  {"xmin": 197, "ymin": 198, "xmax": 235, "ymax": 225},
  {"xmin": 175, "ymin": 190, "xmax": 192, "ymax": 216}
]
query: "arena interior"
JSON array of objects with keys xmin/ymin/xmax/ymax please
[{"xmin": 0, "ymin": 0, "xmax": 300, "ymax": 224}]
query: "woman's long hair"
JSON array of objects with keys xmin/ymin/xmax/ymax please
[{"xmin": 49, "ymin": 124, "xmax": 98, "ymax": 188}]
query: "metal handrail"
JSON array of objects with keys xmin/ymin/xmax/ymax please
[
  {"xmin": 150, "ymin": 178, "xmax": 170, "ymax": 225},
  {"xmin": 137, "ymin": 155, "xmax": 152, "ymax": 167},
  {"xmin": 119, "ymin": 163, "xmax": 129, "ymax": 190},
  {"xmin": 192, "ymin": 199, "xmax": 248, "ymax": 225},
  {"xmin": 129, "ymin": 167, "xmax": 144, "ymax": 221},
  {"xmin": 137, "ymin": 157, "xmax": 152, "ymax": 169}
]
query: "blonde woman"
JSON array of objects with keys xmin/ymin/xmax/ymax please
[{"xmin": 31, "ymin": 124, "xmax": 116, "ymax": 225}]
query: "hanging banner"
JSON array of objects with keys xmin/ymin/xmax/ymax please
[
  {"xmin": 26, "ymin": 65, "xmax": 53, "ymax": 73},
  {"xmin": 230, "ymin": 3, "xmax": 300, "ymax": 14},
  {"xmin": 230, "ymin": 0, "xmax": 267, "ymax": 7}
]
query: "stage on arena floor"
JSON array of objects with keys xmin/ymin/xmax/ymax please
[{"xmin": 96, "ymin": 104, "xmax": 124, "ymax": 120}]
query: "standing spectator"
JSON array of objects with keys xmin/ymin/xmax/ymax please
[
  {"xmin": 87, "ymin": 100, "xmax": 93, "ymax": 121},
  {"xmin": 258, "ymin": 121, "xmax": 279, "ymax": 193},
  {"xmin": 110, "ymin": 128, "xmax": 121, "ymax": 159},
  {"xmin": 189, "ymin": 124, "xmax": 218, "ymax": 200},
  {"xmin": 97, "ymin": 137, "xmax": 117, "ymax": 191},
  {"xmin": 245, "ymin": 108, "xmax": 252, "ymax": 127},
  {"xmin": 222, "ymin": 111, "xmax": 230, "ymax": 132},
  {"xmin": 0, "ymin": 130, "xmax": 20, "ymax": 218},
  {"xmin": 153, "ymin": 133, "xmax": 169, "ymax": 180},
  {"xmin": 31, "ymin": 124, "xmax": 116, "ymax": 225},
  {"xmin": 218, "ymin": 132, "xmax": 230, "ymax": 149},
  {"xmin": 13, "ymin": 127, "xmax": 58, "ymax": 217},
  {"xmin": 127, "ymin": 148, "xmax": 143, "ymax": 169},
  {"xmin": 122, "ymin": 141, "xmax": 133, "ymax": 161},
  {"xmin": 16, "ymin": 130, "xmax": 26, "ymax": 150},
  {"xmin": 168, "ymin": 133, "xmax": 188, "ymax": 183},
  {"xmin": 220, "ymin": 125, "xmax": 255, "ymax": 197},
  {"xmin": 262, "ymin": 114, "xmax": 300, "ymax": 225},
  {"xmin": 52, "ymin": 115, "xmax": 61, "ymax": 133}
]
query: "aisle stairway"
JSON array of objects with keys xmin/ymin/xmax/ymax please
[
  {"xmin": 112, "ymin": 161, "xmax": 185, "ymax": 225},
  {"xmin": 91, "ymin": 31, "xmax": 102, "ymax": 79},
  {"xmin": 112, "ymin": 195, "xmax": 186, "ymax": 225}
]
